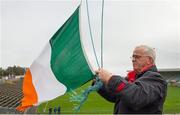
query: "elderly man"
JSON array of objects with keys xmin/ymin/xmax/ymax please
[{"xmin": 95, "ymin": 45, "xmax": 167, "ymax": 114}]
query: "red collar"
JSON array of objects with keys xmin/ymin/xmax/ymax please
[
  {"xmin": 140, "ymin": 64, "xmax": 154, "ymax": 73},
  {"xmin": 127, "ymin": 64, "xmax": 155, "ymax": 83},
  {"xmin": 127, "ymin": 71, "xmax": 136, "ymax": 83}
]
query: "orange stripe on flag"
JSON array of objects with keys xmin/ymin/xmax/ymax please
[{"xmin": 16, "ymin": 68, "xmax": 38, "ymax": 111}]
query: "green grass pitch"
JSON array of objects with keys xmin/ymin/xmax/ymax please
[{"xmin": 38, "ymin": 82, "xmax": 180, "ymax": 114}]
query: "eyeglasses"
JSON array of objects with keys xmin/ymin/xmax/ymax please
[{"xmin": 130, "ymin": 55, "xmax": 148, "ymax": 60}]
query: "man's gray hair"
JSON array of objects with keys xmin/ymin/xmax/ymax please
[{"xmin": 136, "ymin": 45, "xmax": 156, "ymax": 63}]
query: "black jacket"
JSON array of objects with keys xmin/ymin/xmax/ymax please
[{"xmin": 97, "ymin": 66, "xmax": 167, "ymax": 114}]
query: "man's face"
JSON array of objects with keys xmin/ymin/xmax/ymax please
[{"xmin": 132, "ymin": 47, "xmax": 150, "ymax": 73}]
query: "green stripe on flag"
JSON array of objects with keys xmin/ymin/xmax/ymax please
[{"xmin": 49, "ymin": 6, "xmax": 94, "ymax": 92}]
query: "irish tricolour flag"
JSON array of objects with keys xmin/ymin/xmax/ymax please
[{"xmin": 17, "ymin": 6, "xmax": 94, "ymax": 111}]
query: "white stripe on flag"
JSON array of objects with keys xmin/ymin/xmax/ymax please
[{"xmin": 30, "ymin": 43, "xmax": 67, "ymax": 104}]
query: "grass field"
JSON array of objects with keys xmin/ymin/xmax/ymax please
[
  {"xmin": 38, "ymin": 82, "xmax": 180, "ymax": 114},
  {"xmin": 163, "ymin": 86, "xmax": 180, "ymax": 113}
]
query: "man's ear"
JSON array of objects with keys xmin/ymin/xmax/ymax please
[{"xmin": 148, "ymin": 57, "xmax": 153, "ymax": 64}]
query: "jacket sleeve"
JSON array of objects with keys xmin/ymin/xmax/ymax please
[
  {"xmin": 97, "ymin": 82, "xmax": 117, "ymax": 103},
  {"xmin": 107, "ymin": 71, "xmax": 167, "ymax": 111},
  {"xmin": 97, "ymin": 75, "xmax": 129, "ymax": 103}
]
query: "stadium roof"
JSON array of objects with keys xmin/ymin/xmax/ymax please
[{"xmin": 158, "ymin": 68, "xmax": 180, "ymax": 72}]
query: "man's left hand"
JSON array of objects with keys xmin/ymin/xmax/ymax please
[{"xmin": 95, "ymin": 68, "xmax": 112, "ymax": 84}]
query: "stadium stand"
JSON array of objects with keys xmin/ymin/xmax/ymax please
[
  {"xmin": 0, "ymin": 78, "xmax": 38, "ymax": 114},
  {"xmin": 0, "ymin": 78, "xmax": 23, "ymax": 114},
  {"xmin": 159, "ymin": 68, "xmax": 180, "ymax": 87}
]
